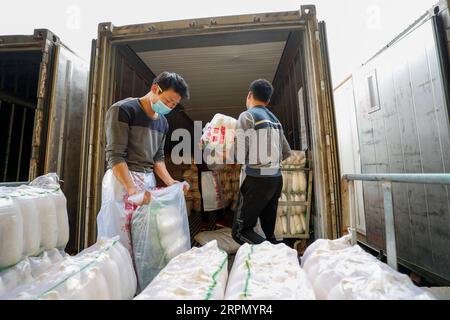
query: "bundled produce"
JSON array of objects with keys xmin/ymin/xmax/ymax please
[
  {"xmin": 0, "ymin": 174, "xmax": 70, "ymax": 269},
  {"xmin": 131, "ymin": 183, "xmax": 191, "ymax": 293},
  {"xmin": 301, "ymin": 236, "xmax": 434, "ymax": 300},
  {"xmin": 194, "ymin": 228, "xmax": 241, "ymax": 254},
  {"xmin": 0, "ymin": 238, "xmax": 137, "ymax": 300},
  {"xmin": 0, "ymin": 249, "xmax": 66, "ymax": 296},
  {"xmin": 224, "ymin": 242, "xmax": 316, "ymax": 300},
  {"xmin": 277, "ymin": 151, "xmax": 309, "ymax": 238},
  {"xmin": 135, "ymin": 241, "xmax": 228, "ymax": 300}
]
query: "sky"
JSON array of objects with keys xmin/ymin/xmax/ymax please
[{"xmin": 0, "ymin": 0, "xmax": 438, "ymax": 86}]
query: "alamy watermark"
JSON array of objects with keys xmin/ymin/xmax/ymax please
[{"xmin": 170, "ymin": 121, "xmax": 284, "ymax": 169}]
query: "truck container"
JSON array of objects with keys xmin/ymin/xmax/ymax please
[
  {"xmin": 335, "ymin": 0, "xmax": 450, "ymax": 284},
  {"xmin": 79, "ymin": 5, "xmax": 342, "ymax": 249},
  {"xmin": 0, "ymin": 29, "xmax": 89, "ymax": 254}
]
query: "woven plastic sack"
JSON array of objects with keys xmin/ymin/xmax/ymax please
[
  {"xmin": 302, "ymin": 237, "xmax": 434, "ymax": 300},
  {"xmin": 135, "ymin": 241, "xmax": 228, "ymax": 300},
  {"xmin": 225, "ymin": 242, "xmax": 316, "ymax": 300},
  {"xmin": 131, "ymin": 182, "xmax": 191, "ymax": 293}
]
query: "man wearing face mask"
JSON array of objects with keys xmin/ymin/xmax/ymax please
[{"xmin": 97, "ymin": 72, "xmax": 190, "ymax": 253}]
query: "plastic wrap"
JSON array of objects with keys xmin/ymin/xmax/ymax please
[
  {"xmin": 135, "ymin": 241, "xmax": 228, "ymax": 300},
  {"xmin": 131, "ymin": 182, "xmax": 191, "ymax": 293},
  {"xmin": 225, "ymin": 242, "xmax": 316, "ymax": 300}
]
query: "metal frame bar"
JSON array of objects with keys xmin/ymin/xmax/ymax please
[{"xmin": 343, "ymin": 173, "xmax": 450, "ymax": 270}]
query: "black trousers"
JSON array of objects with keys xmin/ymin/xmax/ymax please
[{"xmin": 232, "ymin": 175, "xmax": 283, "ymax": 245}]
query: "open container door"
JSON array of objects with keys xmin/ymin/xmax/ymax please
[
  {"xmin": 301, "ymin": 6, "xmax": 342, "ymax": 240},
  {"xmin": 0, "ymin": 29, "xmax": 89, "ymax": 253},
  {"xmin": 77, "ymin": 39, "xmax": 97, "ymax": 251},
  {"xmin": 43, "ymin": 39, "xmax": 89, "ymax": 254}
]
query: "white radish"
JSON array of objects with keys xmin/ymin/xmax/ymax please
[
  {"xmin": 300, "ymin": 213, "xmax": 307, "ymax": 233},
  {"xmin": 299, "ymin": 172, "xmax": 307, "ymax": 193},
  {"xmin": 289, "ymin": 215, "xmax": 295, "ymax": 235},
  {"xmin": 281, "ymin": 216, "xmax": 288, "ymax": 234}
]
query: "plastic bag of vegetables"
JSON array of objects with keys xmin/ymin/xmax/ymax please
[{"xmin": 131, "ymin": 183, "xmax": 191, "ymax": 293}]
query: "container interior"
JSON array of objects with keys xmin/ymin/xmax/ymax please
[
  {"xmin": 111, "ymin": 28, "xmax": 309, "ymax": 151},
  {"xmin": 0, "ymin": 50, "xmax": 41, "ymax": 182}
]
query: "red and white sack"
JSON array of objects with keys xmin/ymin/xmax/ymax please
[{"xmin": 201, "ymin": 114, "xmax": 237, "ymax": 151}]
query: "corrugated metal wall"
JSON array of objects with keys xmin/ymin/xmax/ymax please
[{"xmin": 353, "ymin": 17, "xmax": 450, "ymax": 281}]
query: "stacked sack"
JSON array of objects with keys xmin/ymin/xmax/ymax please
[
  {"xmin": 0, "ymin": 249, "xmax": 66, "ymax": 297},
  {"xmin": 131, "ymin": 182, "xmax": 191, "ymax": 293},
  {"xmin": 276, "ymin": 151, "xmax": 308, "ymax": 237},
  {"xmin": 301, "ymin": 236, "xmax": 435, "ymax": 300},
  {"xmin": 135, "ymin": 241, "xmax": 228, "ymax": 300},
  {"xmin": 1, "ymin": 238, "xmax": 136, "ymax": 300},
  {"xmin": 225, "ymin": 242, "xmax": 316, "ymax": 300},
  {"xmin": 0, "ymin": 173, "xmax": 70, "ymax": 270}
]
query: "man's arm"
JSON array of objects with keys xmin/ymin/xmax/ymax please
[
  {"xmin": 281, "ymin": 130, "xmax": 292, "ymax": 161},
  {"xmin": 154, "ymin": 161, "xmax": 176, "ymax": 186},
  {"xmin": 153, "ymin": 136, "xmax": 189, "ymax": 193}
]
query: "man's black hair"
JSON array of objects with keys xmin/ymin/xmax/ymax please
[
  {"xmin": 153, "ymin": 72, "xmax": 190, "ymax": 99},
  {"xmin": 249, "ymin": 79, "xmax": 274, "ymax": 104}
]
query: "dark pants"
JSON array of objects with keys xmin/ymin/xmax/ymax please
[{"xmin": 232, "ymin": 175, "xmax": 283, "ymax": 245}]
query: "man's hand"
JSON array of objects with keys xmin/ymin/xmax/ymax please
[
  {"xmin": 126, "ymin": 185, "xmax": 151, "ymax": 206},
  {"xmin": 168, "ymin": 180, "xmax": 190, "ymax": 195}
]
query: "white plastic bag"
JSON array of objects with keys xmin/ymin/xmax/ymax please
[
  {"xmin": 135, "ymin": 241, "xmax": 228, "ymax": 300},
  {"xmin": 7, "ymin": 190, "xmax": 41, "ymax": 257},
  {"xmin": 28, "ymin": 173, "xmax": 70, "ymax": 250},
  {"xmin": 1, "ymin": 238, "xmax": 136, "ymax": 300},
  {"xmin": 0, "ymin": 248, "xmax": 66, "ymax": 297},
  {"xmin": 131, "ymin": 182, "xmax": 191, "ymax": 293},
  {"xmin": 225, "ymin": 242, "xmax": 316, "ymax": 300},
  {"xmin": 0, "ymin": 196, "xmax": 24, "ymax": 269},
  {"xmin": 201, "ymin": 171, "xmax": 224, "ymax": 211},
  {"xmin": 97, "ymin": 169, "xmax": 156, "ymax": 255},
  {"xmin": 302, "ymin": 237, "xmax": 434, "ymax": 300}
]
